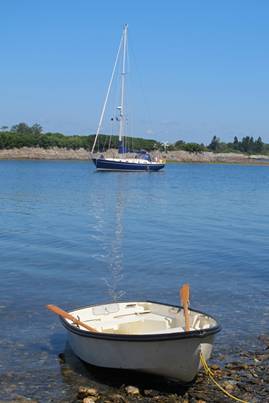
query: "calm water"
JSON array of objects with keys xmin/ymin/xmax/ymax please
[{"xmin": 1, "ymin": 160, "xmax": 269, "ymax": 400}]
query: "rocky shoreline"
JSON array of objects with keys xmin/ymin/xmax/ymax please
[
  {"xmin": 66, "ymin": 336, "xmax": 269, "ymax": 403},
  {"xmin": 0, "ymin": 147, "xmax": 269, "ymax": 165},
  {"xmin": 2, "ymin": 335, "xmax": 269, "ymax": 403}
]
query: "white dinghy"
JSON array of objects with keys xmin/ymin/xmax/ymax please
[{"xmin": 47, "ymin": 285, "xmax": 220, "ymax": 383}]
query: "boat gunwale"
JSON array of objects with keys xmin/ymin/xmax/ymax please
[{"xmin": 60, "ymin": 300, "xmax": 221, "ymax": 342}]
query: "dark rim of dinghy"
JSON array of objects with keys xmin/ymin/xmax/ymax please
[{"xmin": 60, "ymin": 301, "xmax": 221, "ymax": 342}]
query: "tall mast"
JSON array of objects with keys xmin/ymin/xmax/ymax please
[
  {"xmin": 119, "ymin": 24, "xmax": 128, "ymax": 144},
  {"xmin": 91, "ymin": 27, "xmax": 124, "ymax": 154}
]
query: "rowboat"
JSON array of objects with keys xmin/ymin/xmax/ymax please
[{"xmin": 47, "ymin": 288, "xmax": 220, "ymax": 383}]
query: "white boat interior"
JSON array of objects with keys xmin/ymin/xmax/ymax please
[{"xmin": 68, "ymin": 302, "xmax": 217, "ymax": 335}]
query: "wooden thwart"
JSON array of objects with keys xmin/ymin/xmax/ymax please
[{"xmin": 47, "ymin": 304, "xmax": 98, "ymax": 333}]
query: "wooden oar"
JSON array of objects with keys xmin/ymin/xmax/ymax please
[
  {"xmin": 180, "ymin": 283, "xmax": 190, "ymax": 332},
  {"xmin": 47, "ymin": 304, "xmax": 98, "ymax": 333}
]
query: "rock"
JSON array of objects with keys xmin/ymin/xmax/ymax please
[
  {"xmin": 144, "ymin": 389, "xmax": 160, "ymax": 397},
  {"xmin": 78, "ymin": 386, "xmax": 99, "ymax": 399},
  {"xmin": 225, "ymin": 362, "xmax": 249, "ymax": 370},
  {"xmin": 125, "ymin": 385, "xmax": 140, "ymax": 396},
  {"xmin": 249, "ymin": 369, "xmax": 259, "ymax": 378},
  {"xmin": 83, "ymin": 398, "xmax": 98, "ymax": 403},
  {"xmin": 222, "ymin": 380, "xmax": 237, "ymax": 392},
  {"xmin": 210, "ymin": 364, "xmax": 220, "ymax": 370},
  {"xmin": 85, "ymin": 387, "xmax": 98, "ymax": 397},
  {"xmin": 242, "ymin": 395, "xmax": 258, "ymax": 403},
  {"xmin": 255, "ymin": 353, "xmax": 269, "ymax": 362},
  {"xmin": 108, "ymin": 393, "xmax": 127, "ymax": 403}
]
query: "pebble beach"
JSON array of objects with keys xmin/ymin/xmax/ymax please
[{"xmin": 2, "ymin": 336, "xmax": 269, "ymax": 402}]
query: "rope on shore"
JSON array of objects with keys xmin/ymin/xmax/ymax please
[{"xmin": 200, "ymin": 352, "xmax": 249, "ymax": 403}]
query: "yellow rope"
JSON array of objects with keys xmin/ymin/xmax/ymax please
[{"xmin": 200, "ymin": 352, "xmax": 249, "ymax": 403}]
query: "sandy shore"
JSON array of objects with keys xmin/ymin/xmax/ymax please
[{"xmin": 0, "ymin": 146, "xmax": 269, "ymax": 164}]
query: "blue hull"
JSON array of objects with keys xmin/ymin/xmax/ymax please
[{"xmin": 92, "ymin": 158, "xmax": 165, "ymax": 172}]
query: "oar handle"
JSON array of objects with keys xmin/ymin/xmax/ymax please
[
  {"xmin": 180, "ymin": 283, "xmax": 190, "ymax": 332},
  {"xmin": 47, "ymin": 304, "xmax": 98, "ymax": 333}
]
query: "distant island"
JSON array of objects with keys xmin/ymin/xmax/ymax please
[{"xmin": 0, "ymin": 122, "xmax": 269, "ymax": 164}]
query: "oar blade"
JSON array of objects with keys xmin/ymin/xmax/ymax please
[
  {"xmin": 180, "ymin": 283, "xmax": 190, "ymax": 306},
  {"xmin": 179, "ymin": 283, "xmax": 191, "ymax": 332}
]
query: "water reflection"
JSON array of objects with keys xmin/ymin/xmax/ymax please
[{"xmin": 90, "ymin": 174, "xmax": 127, "ymax": 301}]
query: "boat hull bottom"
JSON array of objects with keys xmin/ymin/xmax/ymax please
[
  {"xmin": 92, "ymin": 158, "xmax": 165, "ymax": 172},
  {"xmin": 67, "ymin": 332, "xmax": 215, "ymax": 383}
]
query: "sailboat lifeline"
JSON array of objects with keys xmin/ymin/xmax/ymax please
[{"xmin": 91, "ymin": 25, "xmax": 165, "ymax": 172}]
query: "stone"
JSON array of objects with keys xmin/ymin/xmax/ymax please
[
  {"xmin": 83, "ymin": 398, "xmax": 98, "ymax": 403},
  {"xmin": 222, "ymin": 380, "xmax": 236, "ymax": 392},
  {"xmin": 144, "ymin": 389, "xmax": 160, "ymax": 397},
  {"xmin": 255, "ymin": 353, "xmax": 269, "ymax": 362},
  {"xmin": 210, "ymin": 364, "xmax": 220, "ymax": 370},
  {"xmin": 226, "ymin": 362, "xmax": 249, "ymax": 370},
  {"xmin": 85, "ymin": 387, "xmax": 98, "ymax": 397},
  {"xmin": 108, "ymin": 394, "xmax": 127, "ymax": 403},
  {"xmin": 78, "ymin": 386, "xmax": 99, "ymax": 399},
  {"xmin": 125, "ymin": 385, "xmax": 140, "ymax": 396}
]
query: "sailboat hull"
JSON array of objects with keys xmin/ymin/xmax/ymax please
[{"xmin": 92, "ymin": 158, "xmax": 165, "ymax": 172}]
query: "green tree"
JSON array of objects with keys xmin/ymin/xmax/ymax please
[
  {"xmin": 208, "ymin": 136, "xmax": 221, "ymax": 152},
  {"xmin": 254, "ymin": 136, "xmax": 264, "ymax": 153},
  {"xmin": 174, "ymin": 140, "xmax": 185, "ymax": 150},
  {"xmin": 31, "ymin": 123, "xmax": 43, "ymax": 136},
  {"xmin": 182, "ymin": 143, "xmax": 205, "ymax": 153},
  {"xmin": 11, "ymin": 122, "xmax": 31, "ymax": 134},
  {"xmin": 233, "ymin": 136, "xmax": 239, "ymax": 149},
  {"xmin": 240, "ymin": 136, "xmax": 254, "ymax": 153}
]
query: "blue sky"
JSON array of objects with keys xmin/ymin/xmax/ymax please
[{"xmin": 1, "ymin": 0, "xmax": 269, "ymax": 144}]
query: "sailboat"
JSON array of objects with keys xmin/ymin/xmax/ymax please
[{"xmin": 91, "ymin": 25, "xmax": 165, "ymax": 172}]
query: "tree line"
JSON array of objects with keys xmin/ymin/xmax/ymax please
[
  {"xmin": 0, "ymin": 123, "xmax": 159, "ymax": 151},
  {"xmin": 0, "ymin": 123, "xmax": 268, "ymax": 155}
]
